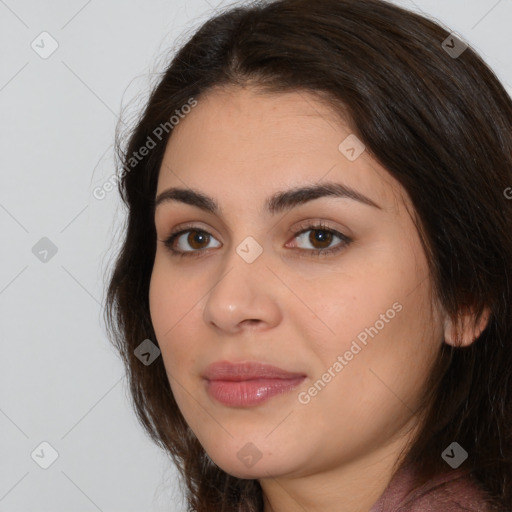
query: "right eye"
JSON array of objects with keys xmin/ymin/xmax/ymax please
[{"xmin": 162, "ymin": 228, "xmax": 221, "ymax": 257}]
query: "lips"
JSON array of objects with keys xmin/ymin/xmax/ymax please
[{"xmin": 203, "ymin": 361, "xmax": 306, "ymax": 407}]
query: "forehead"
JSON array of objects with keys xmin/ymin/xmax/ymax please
[{"xmin": 156, "ymin": 85, "xmax": 408, "ymax": 215}]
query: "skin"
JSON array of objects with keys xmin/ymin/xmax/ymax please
[{"xmin": 148, "ymin": 85, "xmax": 488, "ymax": 512}]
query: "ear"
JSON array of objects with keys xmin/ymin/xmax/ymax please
[{"xmin": 443, "ymin": 305, "xmax": 491, "ymax": 348}]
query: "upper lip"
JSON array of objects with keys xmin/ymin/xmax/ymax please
[{"xmin": 203, "ymin": 361, "xmax": 306, "ymax": 381}]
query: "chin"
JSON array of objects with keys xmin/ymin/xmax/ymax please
[
  {"xmin": 221, "ymin": 465, "xmax": 267, "ymax": 479},
  {"xmin": 206, "ymin": 447, "xmax": 298, "ymax": 480}
]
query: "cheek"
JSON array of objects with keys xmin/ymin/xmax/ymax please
[
  {"xmin": 149, "ymin": 261, "xmax": 197, "ymax": 373},
  {"xmin": 149, "ymin": 255, "xmax": 200, "ymax": 333},
  {"xmin": 149, "ymin": 289, "xmax": 199, "ymax": 418},
  {"xmin": 306, "ymin": 263, "xmax": 440, "ymax": 411},
  {"xmin": 339, "ymin": 288, "xmax": 438, "ymax": 418},
  {"xmin": 303, "ymin": 276, "xmax": 396, "ymax": 361},
  {"xmin": 149, "ymin": 264, "xmax": 172, "ymax": 340},
  {"xmin": 304, "ymin": 304, "xmax": 439, "ymax": 457}
]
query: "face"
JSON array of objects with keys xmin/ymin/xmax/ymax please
[{"xmin": 149, "ymin": 85, "xmax": 445, "ymax": 481}]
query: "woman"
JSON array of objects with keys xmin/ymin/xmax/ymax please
[{"xmin": 104, "ymin": 0, "xmax": 512, "ymax": 510}]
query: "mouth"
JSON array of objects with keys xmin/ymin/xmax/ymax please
[{"xmin": 203, "ymin": 361, "xmax": 307, "ymax": 407}]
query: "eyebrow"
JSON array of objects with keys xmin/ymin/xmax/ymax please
[{"xmin": 154, "ymin": 181, "xmax": 382, "ymax": 216}]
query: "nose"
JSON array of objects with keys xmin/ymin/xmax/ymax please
[{"xmin": 202, "ymin": 246, "xmax": 282, "ymax": 334}]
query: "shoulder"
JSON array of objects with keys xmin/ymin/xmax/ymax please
[
  {"xmin": 398, "ymin": 470, "xmax": 493, "ymax": 512},
  {"xmin": 370, "ymin": 463, "xmax": 494, "ymax": 512}
]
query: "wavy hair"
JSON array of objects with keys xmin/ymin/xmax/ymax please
[{"xmin": 104, "ymin": 0, "xmax": 512, "ymax": 510}]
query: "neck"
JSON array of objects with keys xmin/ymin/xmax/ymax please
[{"xmin": 259, "ymin": 432, "xmax": 414, "ymax": 512}]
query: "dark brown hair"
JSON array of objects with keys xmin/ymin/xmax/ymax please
[{"xmin": 103, "ymin": 0, "xmax": 512, "ymax": 510}]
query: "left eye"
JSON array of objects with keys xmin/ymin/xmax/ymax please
[
  {"xmin": 161, "ymin": 224, "xmax": 352, "ymax": 258},
  {"xmin": 291, "ymin": 226, "xmax": 351, "ymax": 254}
]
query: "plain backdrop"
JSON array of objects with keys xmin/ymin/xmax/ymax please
[{"xmin": 1, "ymin": 0, "xmax": 511, "ymax": 510}]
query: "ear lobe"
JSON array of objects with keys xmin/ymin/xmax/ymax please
[{"xmin": 443, "ymin": 306, "xmax": 491, "ymax": 348}]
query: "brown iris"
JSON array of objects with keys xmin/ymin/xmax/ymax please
[
  {"xmin": 308, "ymin": 229, "xmax": 333, "ymax": 249},
  {"xmin": 187, "ymin": 230, "xmax": 210, "ymax": 249}
]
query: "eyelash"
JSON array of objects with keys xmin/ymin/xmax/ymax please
[{"xmin": 161, "ymin": 221, "xmax": 352, "ymax": 259}]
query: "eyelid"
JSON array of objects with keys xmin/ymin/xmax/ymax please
[
  {"xmin": 287, "ymin": 218, "xmax": 351, "ymax": 238},
  {"xmin": 164, "ymin": 221, "xmax": 219, "ymax": 239}
]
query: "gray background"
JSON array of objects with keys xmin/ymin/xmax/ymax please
[{"xmin": 1, "ymin": 0, "xmax": 511, "ymax": 510}]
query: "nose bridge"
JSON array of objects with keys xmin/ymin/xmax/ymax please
[
  {"xmin": 202, "ymin": 234, "xmax": 281, "ymax": 331},
  {"xmin": 215, "ymin": 232, "xmax": 268, "ymax": 305},
  {"xmin": 234, "ymin": 233, "xmax": 265, "ymax": 265},
  {"xmin": 218, "ymin": 204, "xmax": 269, "ymax": 271}
]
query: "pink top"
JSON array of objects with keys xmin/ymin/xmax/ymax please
[{"xmin": 369, "ymin": 463, "xmax": 493, "ymax": 512}]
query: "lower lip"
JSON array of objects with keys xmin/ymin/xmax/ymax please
[{"xmin": 205, "ymin": 377, "xmax": 305, "ymax": 407}]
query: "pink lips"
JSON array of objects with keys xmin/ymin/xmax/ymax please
[{"xmin": 203, "ymin": 361, "xmax": 306, "ymax": 407}]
